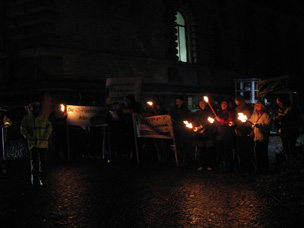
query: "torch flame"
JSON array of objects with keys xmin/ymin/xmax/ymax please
[
  {"xmin": 60, "ymin": 104, "xmax": 65, "ymax": 112},
  {"xmin": 147, "ymin": 101, "xmax": 153, "ymax": 106},
  {"xmin": 203, "ymin": 96, "xmax": 209, "ymax": 103},
  {"xmin": 183, "ymin": 120, "xmax": 193, "ymax": 129},
  {"xmin": 208, "ymin": 117, "xmax": 215, "ymax": 123},
  {"xmin": 237, "ymin": 113, "xmax": 247, "ymax": 123}
]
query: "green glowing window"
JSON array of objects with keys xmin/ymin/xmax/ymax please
[{"xmin": 175, "ymin": 11, "xmax": 187, "ymax": 62}]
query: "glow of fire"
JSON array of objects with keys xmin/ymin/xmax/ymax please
[
  {"xmin": 203, "ymin": 96, "xmax": 209, "ymax": 103},
  {"xmin": 208, "ymin": 117, "xmax": 215, "ymax": 123},
  {"xmin": 183, "ymin": 120, "xmax": 193, "ymax": 129},
  {"xmin": 238, "ymin": 113, "xmax": 247, "ymax": 123},
  {"xmin": 147, "ymin": 101, "xmax": 153, "ymax": 106},
  {"xmin": 60, "ymin": 104, "xmax": 65, "ymax": 112}
]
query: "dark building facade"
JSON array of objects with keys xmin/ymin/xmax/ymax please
[{"xmin": 1, "ymin": 0, "xmax": 304, "ymax": 110}]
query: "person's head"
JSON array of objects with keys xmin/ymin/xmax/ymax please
[
  {"xmin": 234, "ymin": 95, "xmax": 246, "ymax": 106},
  {"xmin": 229, "ymin": 100, "xmax": 236, "ymax": 109},
  {"xmin": 29, "ymin": 101, "xmax": 41, "ymax": 116},
  {"xmin": 175, "ymin": 96, "xmax": 184, "ymax": 108},
  {"xmin": 254, "ymin": 101, "xmax": 265, "ymax": 113},
  {"xmin": 276, "ymin": 96, "xmax": 291, "ymax": 109},
  {"xmin": 198, "ymin": 99, "xmax": 207, "ymax": 110},
  {"xmin": 220, "ymin": 100, "xmax": 228, "ymax": 111},
  {"xmin": 124, "ymin": 94, "xmax": 136, "ymax": 104},
  {"xmin": 112, "ymin": 102, "xmax": 120, "ymax": 110}
]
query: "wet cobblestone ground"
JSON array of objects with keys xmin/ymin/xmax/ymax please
[{"xmin": 1, "ymin": 157, "xmax": 304, "ymax": 228}]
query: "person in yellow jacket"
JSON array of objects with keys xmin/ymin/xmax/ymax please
[{"xmin": 20, "ymin": 101, "xmax": 52, "ymax": 187}]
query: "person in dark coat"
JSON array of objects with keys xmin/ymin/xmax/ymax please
[
  {"xmin": 121, "ymin": 94, "xmax": 144, "ymax": 161},
  {"xmin": 170, "ymin": 96, "xmax": 191, "ymax": 167},
  {"xmin": 274, "ymin": 95, "xmax": 301, "ymax": 169},
  {"xmin": 191, "ymin": 99, "xmax": 216, "ymax": 171},
  {"xmin": 215, "ymin": 100, "xmax": 236, "ymax": 172},
  {"xmin": 234, "ymin": 95, "xmax": 255, "ymax": 174}
]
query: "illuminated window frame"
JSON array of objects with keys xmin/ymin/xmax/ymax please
[{"xmin": 175, "ymin": 11, "xmax": 188, "ymax": 62}]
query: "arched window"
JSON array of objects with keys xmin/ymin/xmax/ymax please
[{"xmin": 175, "ymin": 11, "xmax": 187, "ymax": 62}]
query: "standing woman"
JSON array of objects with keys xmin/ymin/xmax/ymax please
[
  {"xmin": 249, "ymin": 101, "xmax": 271, "ymax": 175},
  {"xmin": 192, "ymin": 99, "xmax": 216, "ymax": 171},
  {"xmin": 215, "ymin": 100, "xmax": 236, "ymax": 172}
]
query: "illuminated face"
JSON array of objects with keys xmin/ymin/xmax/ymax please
[
  {"xmin": 221, "ymin": 101, "xmax": 228, "ymax": 110},
  {"xmin": 199, "ymin": 101, "xmax": 206, "ymax": 110},
  {"xmin": 256, "ymin": 103, "xmax": 262, "ymax": 111}
]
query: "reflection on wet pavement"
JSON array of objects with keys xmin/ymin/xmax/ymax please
[{"xmin": 0, "ymin": 160, "xmax": 299, "ymax": 227}]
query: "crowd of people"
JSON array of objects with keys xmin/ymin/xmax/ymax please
[
  {"xmin": 0, "ymin": 92, "xmax": 302, "ymax": 188},
  {"xmin": 105, "ymin": 93, "xmax": 302, "ymax": 177}
]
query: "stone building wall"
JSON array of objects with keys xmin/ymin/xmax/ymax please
[{"xmin": 1, "ymin": 0, "xmax": 304, "ymax": 108}]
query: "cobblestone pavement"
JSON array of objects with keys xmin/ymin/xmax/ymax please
[{"xmin": 1, "ymin": 158, "xmax": 303, "ymax": 228}]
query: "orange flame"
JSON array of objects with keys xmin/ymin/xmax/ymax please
[
  {"xmin": 237, "ymin": 113, "xmax": 247, "ymax": 123},
  {"xmin": 203, "ymin": 96, "xmax": 209, "ymax": 103},
  {"xmin": 60, "ymin": 104, "xmax": 65, "ymax": 112},
  {"xmin": 146, "ymin": 101, "xmax": 153, "ymax": 106},
  {"xmin": 208, "ymin": 117, "xmax": 215, "ymax": 123},
  {"xmin": 183, "ymin": 120, "xmax": 193, "ymax": 129}
]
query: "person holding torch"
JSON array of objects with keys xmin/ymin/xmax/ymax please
[
  {"xmin": 170, "ymin": 95, "xmax": 191, "ymax": 167},
  {"xmin": 214, "ymin": 100, "xmax": 236, "ymax": 172},
  {"xmin": 234, "ymin": 95, "xmax": 254, "ymax": 174},
  {"xmin": 248, "ymin": 101, "xmax": 271, "ymax": 175},
  {"xmin": 191, "ymin": 99, "xmax": 216, "ymax": 171}
]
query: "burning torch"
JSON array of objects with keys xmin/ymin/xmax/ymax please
[
  {"xmin": 203, "ymin": 96, "xmax": 217, "ymax": 117},
  {"xmin": 183, "ymin": 120, "xmax": 193, "ymax": 129},
  {"xmin": 60, "ymin": 103, "xmax": 68, "ymax": 117},
  {"xmin": 237, "ymin": 113, "xmax": 253, "ymax": 125},
  {"xmin": 146, "ymin": 101, "xmax": 157, "ymax": 115},
  {"xmin": 60, "ymin": 104, "xmax": 65, "ymax": 112}
]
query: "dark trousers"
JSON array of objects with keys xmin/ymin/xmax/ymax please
[
  {"xmin": 237, "ymin": 136, "xmax": 255, "ymax": 173},
  {"xmin": 281, "ymin": 136, "xmax": 298, "ymax": 167},
  {"xmin": 255, "ymin": 141, "xmax": 269, "ymax": 175},
  {"xmin": 175, "ymin": 131, "xmax": 190, "ymax": 166},
  {"xmin": 216, "ymin": 141, "xmax": 234, "ymax": 171},
  {"xmin": 198, "ymin": 146, "xmax": 216, "ymax": 169},
  {"xmin": 30, "ymin": 148, "xmax": 47, "ymax": 185}
]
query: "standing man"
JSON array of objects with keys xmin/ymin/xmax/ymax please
[
  {"xmin": 234, "ymin": 95, "xmax": 254, "ymax": 174},
  {"xmin": 171, "ymin": 95, "xmax": 190, "ymax": 167},
  {"xmin": 20, "ymin": 101, "xmax": 53, "ymax": 187},
  {"xmin": 274, "ymin": 96, "xmax": 301, "ymax": 169}
]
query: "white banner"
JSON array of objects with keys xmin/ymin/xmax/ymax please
[
  {"xmin": 105, "ymin": 77, "xmax": 142, "ymax": 104},
  {"xmin": 67, "ymin": 105, "xmax": 102, "ymax": 127},
  {"xmin": 134, "ymin": 114, "xmax": 174, "ymax": 139}
]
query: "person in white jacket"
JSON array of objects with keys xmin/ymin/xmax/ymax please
[{"xmin": 249, "ymin": 101, "xmax": 271, "ymax": 175}]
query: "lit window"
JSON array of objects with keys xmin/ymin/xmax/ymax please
[{"xmin": 175, "ymin": 11, "xmax": 187, "ymax": 62}]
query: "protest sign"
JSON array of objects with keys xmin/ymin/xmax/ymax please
[
  {"xmin": 133, "ymin": 114, "xmax": 174, "ymax": 139},
  {"xmin": 105, "ymin": 77, "xmax": 142, "ymax": 104},
  {"xmin": 67, "ymin": 105, "xmax": 102, "ymax": 127},
  {"xmin": 132, "ymin": 114, "xmax": 178, "ymax": 166}
]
